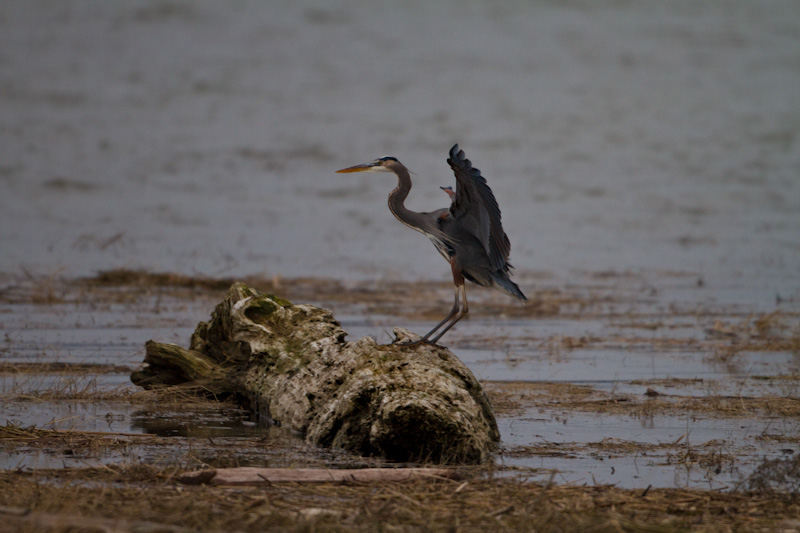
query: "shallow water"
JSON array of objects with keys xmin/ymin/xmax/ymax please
[
  {"xmin": 1, "ymin": 275, "xmax": 798, "ymax": 489},
  {"xmin": 461, "ymin": 346, "xmax": 799, "ymax": 388},
  {"xmin": 1, "ymin": 1, "xmax": 800, "ymax": 490},
  {"xmin": 499, "ymin": 412, "xmax": 778, "ymax": 488}
]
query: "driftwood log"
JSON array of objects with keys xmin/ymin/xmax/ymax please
[
  {"xmin": 131, "ymin": 282, "xmax": 499, "ymax": 463},
  {"xmin": 177, "ymin": 467, "xmax": 461, "ymax": 485}
]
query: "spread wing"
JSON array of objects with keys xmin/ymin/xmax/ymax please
[{"xmin": 446, "ymin": 144, "xmax": 511, "ymax": 271}]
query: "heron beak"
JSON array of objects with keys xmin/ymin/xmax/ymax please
[{"xmin": 336, "ymin": 163, "xmax": 374, "ymax": 173}]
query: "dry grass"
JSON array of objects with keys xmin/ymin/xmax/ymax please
[
  {"xmin": 88, "ymin": 269, "xmax": 235, "ymax": 291},
  {"xmin": 0, "ymin": 359, "xmax": 245, "ymax": 405},
  {"xmin": 0, "ymin": 362, "xmax": 132, "ymax": 374},
  {"xmin": 706, "ymin": 312, "xmax": 800, "ymax": 362},
  {"xmin": 0, "ymin": 421, "xmax": 151, "ymax": 459},
  {"xmin": 485, "ymin": 381, "xmax": 800, "ymax": 418},
  {"xmin": 0, "ymin": 424, "xmax": 155, "ymax": 472},
  {"xmin": 746, "ymin": 454, "xmax": 800, "ymax": 499},
  {"xmin": 486, "ymin": 382, "xmax": 596, "ymax": 417},
  {"xmin": 77, "ymin": 269, "xmax": 578, "ymax": 319},
  {"xmin": 2, "ymin": 380, "xmax": 131, "ymax": 402},
  {"xmin": 1, "ymin": 466, "xmax": 799, "ymax": 532},
  {"xmin": 0, "ymin": 422, "xmax": 149, "ymax": 442}
]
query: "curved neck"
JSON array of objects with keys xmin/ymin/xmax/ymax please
[{"xmin": 387, "ymin": 164, "xmax": 425, "ymax": 232}]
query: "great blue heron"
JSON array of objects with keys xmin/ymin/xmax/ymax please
[{"xmin": 336, "ymin": 144, "xmax": 526, "ymax": 346}]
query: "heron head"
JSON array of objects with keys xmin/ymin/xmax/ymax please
[{"xmin": 336, "ymin": 156, "xmax": 399, "ymax": 174}]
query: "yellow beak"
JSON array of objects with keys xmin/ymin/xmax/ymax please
[{"xmin": 336, "ymin": 163, "xmax": 374, "ymax": 173}]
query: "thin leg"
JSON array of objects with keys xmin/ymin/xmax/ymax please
[
  {"xmin": 396, "ymin": 259, "xmax": 467, "ymax": 347},
  {"xmin": 396, "ymin": 284, "xmax": 460, "ymax": 346},
  {"xmin": 428, "ymin": 283, "xmax": 468, "ymax": 345}
]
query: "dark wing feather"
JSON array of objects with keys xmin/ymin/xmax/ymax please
[{"xmin": 446, "ymin": 144, "xmax": 511, "ymax": 271}]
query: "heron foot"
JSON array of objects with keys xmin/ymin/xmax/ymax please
[{"xmin": 391, "ymin": 338, "xmax": 434, "ymax": 347}]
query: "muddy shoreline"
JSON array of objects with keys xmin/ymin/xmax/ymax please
[{"xmin": 1, "ymin": 270, "xmax": 799, "ymax": 528}]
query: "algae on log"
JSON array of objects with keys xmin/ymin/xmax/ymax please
[{"xmin": 131, "ymin": 282, "xmax": 499, "ymax": 464}]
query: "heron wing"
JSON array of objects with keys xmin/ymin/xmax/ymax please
[{"xmin": 446, "ymin": 144, "xmax": 511, "ymax": 271}]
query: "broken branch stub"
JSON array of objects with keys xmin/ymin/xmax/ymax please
[{"xmin": 131, "ymin": 282, "xmax": 499, "ymax": 463}]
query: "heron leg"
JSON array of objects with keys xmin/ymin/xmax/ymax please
[
  {"xmin": 396, "ymin": 259, "xmax": 466, "ymax": 347},
  {"xmin": 428, "ymin": 283, "xmax": 468, "ymax": 345},
  {"xmin": 395, "ymin": 284, "xmax": 460, "ymax": 346}
]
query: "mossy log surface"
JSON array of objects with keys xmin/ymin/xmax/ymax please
[{"xmin": 131, "ymin": 283, "xmax": 499, "ymax": 463}]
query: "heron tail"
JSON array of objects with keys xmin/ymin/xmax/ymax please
[{"xmin": 492, "ymin": 272, "xmax": 527, "ymax": 301}]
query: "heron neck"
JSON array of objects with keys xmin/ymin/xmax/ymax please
[{"xmin": 387, "ymin": 165, "xmax": 423, "ymax": 231}]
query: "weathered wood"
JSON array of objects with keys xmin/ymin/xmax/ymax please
[
  {"xmin": 178, "ymin": 467, "xmax": 461, "ymax": 485},
  {"xmin": 132, "ymin": 282, "xmax": 499, "ymax": 463},
  {"xmin": 131, "ymin": 341, "xmax": 232, "ymax": 395}
]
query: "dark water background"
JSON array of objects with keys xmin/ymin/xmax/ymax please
[{"xmin": 1, "ymin": 1, "xmax": 798, "ymax": 297}]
